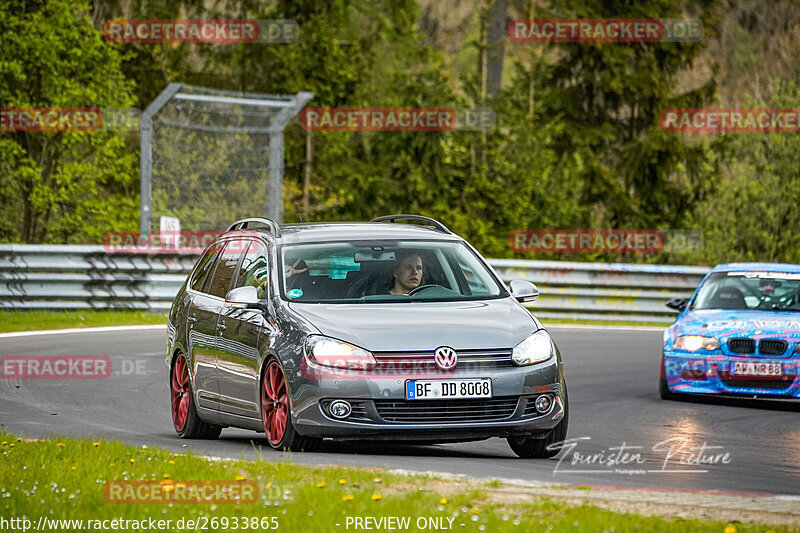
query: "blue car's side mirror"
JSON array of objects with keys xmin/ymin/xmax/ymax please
[{"xmin": 666, "ymin": 298, "xmax": 687, "ymax": 312}]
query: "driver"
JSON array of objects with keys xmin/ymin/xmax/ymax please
[{"xmin": 389, "ymin": 252, "xmax": 423, "ymax": 295}]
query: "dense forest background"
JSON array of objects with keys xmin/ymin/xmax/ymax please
[{"xmin": 2, "ymin": 0, "xmax": 800, "ymax": 264}]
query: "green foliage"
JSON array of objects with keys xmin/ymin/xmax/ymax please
[
  {"xmin": 5, "ymin": 0, "xmax": 800, "ymax": 266},
  {"xmin": 0, "ymin": 0, "xmax": 136, "ymax": 243},
  {"xmin": 694, "ymin": 81, "xmax": 800, "ymax": 263}
]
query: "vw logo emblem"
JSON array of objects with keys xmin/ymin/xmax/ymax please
[{"xmin": 434, "ymin": 346, "xmax": 457, "ymax": 371}]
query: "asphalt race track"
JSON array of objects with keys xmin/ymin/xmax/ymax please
[{"xmin": 1, "ymin": 325, "xmax": 798, "ymax": 495}]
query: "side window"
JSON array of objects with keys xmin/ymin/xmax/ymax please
[
  {"xmin": 190, "ymin": 243, "xmax": 221, "ymax": 292},
  {"xmin": 206, "ymin": 242, "xmax": 243, "ymax": 298},
  {"xmin": 236, "ymin": 240, "xmax": 270, "ymax": 298}
]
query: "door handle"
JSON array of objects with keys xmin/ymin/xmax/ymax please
[
  {"xmin": 187, "ymin": 316, "xmax": 197, "ymax": 324},
  {"xmin": 217, "ymin": 322, "xmax": 226, "ymax": 332}
]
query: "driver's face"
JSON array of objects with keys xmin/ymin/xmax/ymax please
[{"xmin": 395, "ymin": 255, "xmax": 423, "ymax": 292}]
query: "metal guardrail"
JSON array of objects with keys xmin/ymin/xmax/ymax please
[{"xmin": 0, "ymin": 245, "xmax": 710, "ymax": 322}]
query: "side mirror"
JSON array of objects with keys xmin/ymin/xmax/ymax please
[
  {"xmin": 225, "ymin": 286, "xmax": 261, "ymax": 309},
  {"xmin": 666, "ymin": 298, "xmax": 687, "ymax": 312},
  {"xmin": 509, "ymin": 279, "xmax": 540, "ymax": 303}
]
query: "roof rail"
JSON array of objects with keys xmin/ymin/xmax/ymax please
[
  {"xmin": 370, "ymin": 214, "xmax": 452, "ymax": 234},
  {"xmin": 226, "ymin": 217, "xmax": 281, "ymax": 238}
]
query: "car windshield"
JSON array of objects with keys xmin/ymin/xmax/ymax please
[
  {"xmin": 279, "ymin": 240, "xmax": 506, "ymax": 303},
  {"xmin": 692, "ymin": 271, "xmax": 800, "ymax": 311}
]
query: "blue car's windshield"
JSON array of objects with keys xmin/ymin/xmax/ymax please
[
  {"xmin": 279, "ymin": 240, "xmax": 507, "ymax": 303},
  {"xmin": 693, "ymin": 271, "xmax": 800, "ymax": 311}
]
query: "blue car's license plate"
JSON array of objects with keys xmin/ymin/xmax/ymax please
[{"xmin": 405, "ymin": 378, "xmax": 492, "ymax": 400}]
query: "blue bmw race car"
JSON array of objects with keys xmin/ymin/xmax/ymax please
[{"xmin": 661, "ymin": 262, "xmax": 800, "ymax": 401}]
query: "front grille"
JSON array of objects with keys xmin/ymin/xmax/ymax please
[
  {"xmin": 720, "ymin": 377, "xmax": 794, "ymax": 390},
  {"xmin": 373, "ymin": 397, "xmax": 519, "ymax": 424},
  {"xmin": 728, "ymin": 338, "xmax": 755, "ymax": 354},
  {"xmin": 373, "ymin": 348, "xmax": 514, "ymax": 370},
  {"xmin": 759, "ymin": 339, "xmax": 788, "ymax": 355}
]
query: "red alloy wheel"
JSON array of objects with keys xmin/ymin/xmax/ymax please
[
  {"xmin": 262, "ymin": 361, "xmax": 289, "ymax": 446},
  {"xmin": 171, "ymin": 354, "xmax": 190, "ymax": 431}
]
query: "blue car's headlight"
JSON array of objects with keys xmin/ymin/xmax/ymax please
[
  {"xmin": 674, "ymin": 335, "xmax": 720, "ymax": 351},
  {"xmin": 512, "ymin": 329, "xmax": 554, "ymax": 366}
]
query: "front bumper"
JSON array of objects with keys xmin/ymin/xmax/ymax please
[
  {"xmin": 662, "ymin": 351, "xmax": 800, "ymax": 399},
  {"xmin": 289, "ymin": 357, "xmax": 566, "ymax": 440}
]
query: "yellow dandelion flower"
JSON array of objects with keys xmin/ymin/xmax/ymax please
[
  {"xmin": 724, "ymin": 526, "xmax": 736, "ymax": 533},
  {"xmin": 439, "ymin": 498, "xmax": 448, "ymax": 504},
  {"xmin": 163, "ymin": 474, "xmax": 170, "ymax": 479},
  {"xmin": 9, "ymin": 444, "xmax": 14, "ymax": 448},
  {"xmin": 315, "ymin": 482, "xmax": 326, "ymax": 488},
  {"xmin": 141, "ymin": 445, "xmax": 148, "ymax": 450},
  {"xmin": 371, "ymin": 494, "xmax": 382, "ymax": 501},
  {"xmin": 70, "ymin": 466, "xmax": 76, "ymax": 471},
  {"xmin": 56, "ymin": 443, "xmax": 65, "ymax": 447},
  {"xmin": 470, "ymin": 508, "xmax": 479, "ymax": 514},
  {"xmin": 168, "ymin": 460, "xmax": 175, "ymax": 465},
  {"xmin": 342, "ymin": 495, "xmax": 354, "ymax": 501},
  {"xmin": 92, "ymin": 442, "xmax": 100, "ymax": 447},
  {"xmin": 1, "ymin": 441, "xmax": 6, "ymax": 445},
  {"xmin": 338, "ymin": 478, "xmax": 347, "ymax": 485},
  {"xmin": 265, "ymin": 482, "xmax": 272, "ymax": 489},
  {"xmin": 129, "ymin": 458, "xmax": 136, "ymax": 464},
  {"xmin": 235, "ymin": 475, "xmax": 246, "ymax": 481},
  {"xmin": 173, "ymin": 453, "xmax": 179, "ymax": 457}
]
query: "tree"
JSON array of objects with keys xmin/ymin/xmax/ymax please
[{"xmin": 0, "ymin": 0, "xmax": 137, "ymax": 243}]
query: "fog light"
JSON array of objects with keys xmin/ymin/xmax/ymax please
[
  {"xmin": 534, "ymin": 395, "xmax": 552, "ymax": 413},
  {"xmin": 329, "ymin": 400, "xmax": 351, "ymax": 419}
]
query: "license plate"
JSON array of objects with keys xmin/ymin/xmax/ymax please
[
  {"xmin": 405, "ymin": 378, "xmax": 492, "ymax": 400},
  {"xmin": 731, "ymin": 361, "xmax": 783, "ymax": 377}
]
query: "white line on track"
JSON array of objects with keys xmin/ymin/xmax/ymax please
[{"xmin": 0, "ymin": 324, "xmax": 167, "ymax": 339}]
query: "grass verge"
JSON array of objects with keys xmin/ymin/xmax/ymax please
[
  {"xmin": 0, "ymin": 432, "xmax": 786, "ymax": 532},
  {"xmin": 0, "ymin": 311, "xmax": 167, "ymax": 333}
]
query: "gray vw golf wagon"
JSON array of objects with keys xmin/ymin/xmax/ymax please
[{"xmin": 166, "ymin": 215, "xmax": 568, "ymax": 458}]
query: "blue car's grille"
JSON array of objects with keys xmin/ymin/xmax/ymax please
[
  {"xmin": 728, "ymin": 338, "xmax": 755, "ymax": 354},
  {"xmin": 373, "ymin": 397, "xmax": 519, "ymax": 424},
  {"xmin": 758, "ymin": 339, "xmax": 788, "ymax": 355}
]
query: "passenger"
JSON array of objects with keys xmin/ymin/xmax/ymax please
[{"xmin": 389, "ymin": 253, "xmax": 423, "ymax": 295}]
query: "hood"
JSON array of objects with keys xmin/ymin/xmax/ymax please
[
  {"xmin": 674, "ymin": 308, "xmax": 800, "ymax": 338},
  {"xmin": 288, "ymin": 298, "xmax": 538, "ymax": 352}
]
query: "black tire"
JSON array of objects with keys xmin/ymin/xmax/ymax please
[
  {"xmin": 170, "ymin": 353, "xmax": 222, "ymax": 439},
  {"xmin": 261, "ymin": 357, "xmax": 322, "ymax": 452},
  {"xmin": 507, "ymin": 384, "xmax": 569, "ymax": 459}
]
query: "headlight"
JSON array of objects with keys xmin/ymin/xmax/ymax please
[
  {"xmin": 674, "ymin": 335, "xmax": 720, "ymax": 351},
  {"xmin": 305, "ymin": 335, "xmax": 376, "ymax": 370},
  {"xmin": 512, "ymin": 329, "xmax": 554, "ymax": 366}
]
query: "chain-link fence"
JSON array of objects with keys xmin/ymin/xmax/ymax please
[{"xmin": 140, "ymin": 83, "xmax": 312, "ymax": 233}]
